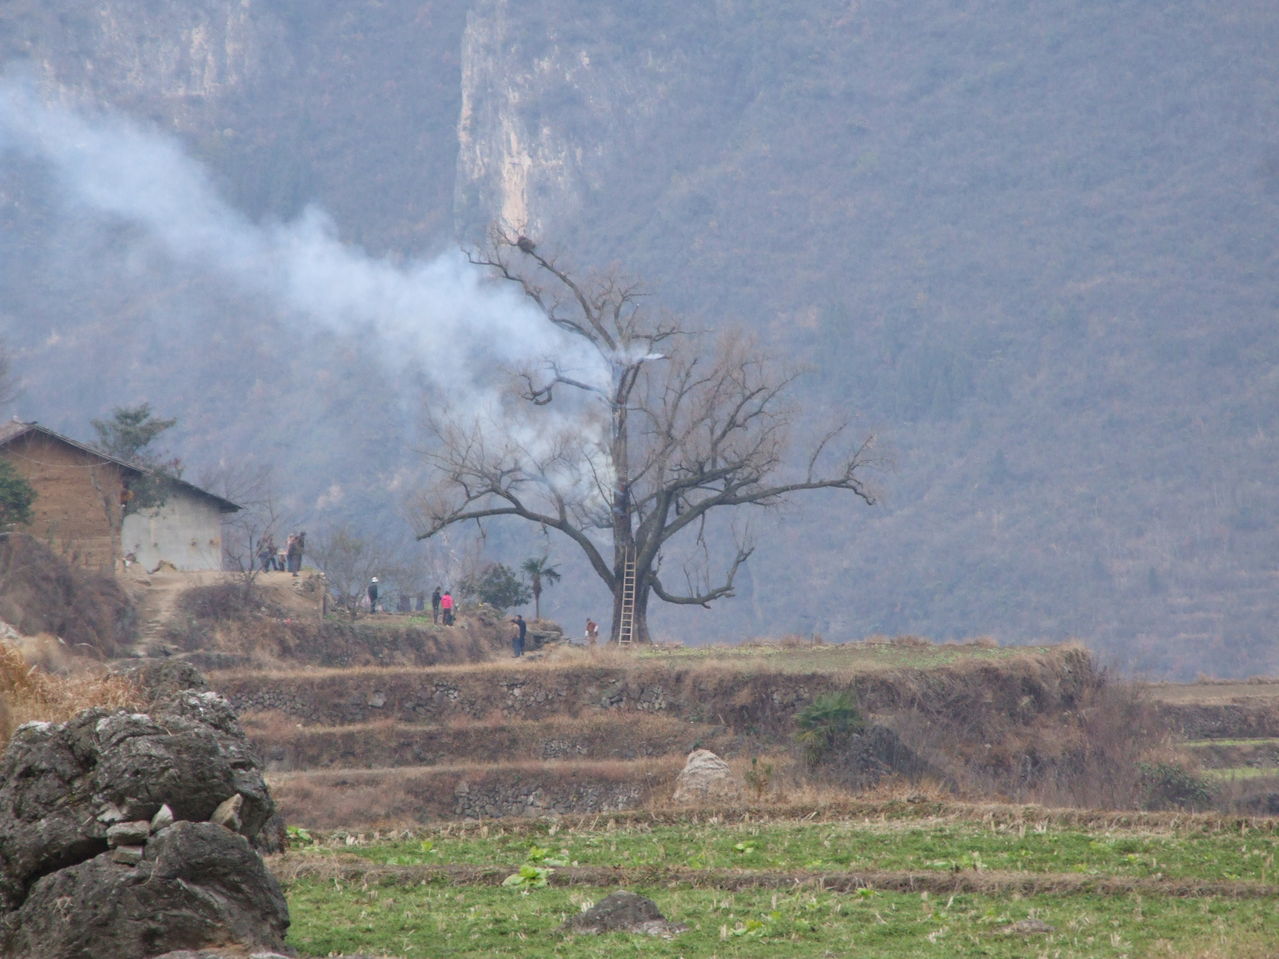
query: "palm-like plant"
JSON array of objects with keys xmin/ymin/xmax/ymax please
[{"xmin": 520, "ymin": 555, "xmax": 561, "ymax": 620}]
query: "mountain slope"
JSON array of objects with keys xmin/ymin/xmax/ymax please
[{"xmin": 1, "ymin": 0, "xmax": 1276, "ymax": 677}]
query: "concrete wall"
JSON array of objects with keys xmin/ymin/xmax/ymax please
[
  {"xmin": 122, "ymin": 490, "xmax": 226, "ymax": 571},
  {"xmin": 1, "ymin": 432, "xmax": 125, "ymax": 571}
]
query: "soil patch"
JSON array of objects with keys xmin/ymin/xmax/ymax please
[{"xmin": 273, "ymin": 857, "xmax": 1279, "ymax": 900}]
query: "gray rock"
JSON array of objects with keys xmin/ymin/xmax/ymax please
[
  {"xmin": 107, "ymin": 820, "xmax": 153, "ymax": 847},
  {"xmin": 152, "ymin": 803, "xmax": 175, "ymax": 831},
  {"xmin": 0, "ymin": 686, "xmax": 286, "ymax": 958},
  {"xmin": 0, "ymin": 690, "xmax": 276, "ymax": 912},
  {"xmin": 3, "ymin": 822, "xmax": 289, "ymax": 958},
  {"xmin": 561, "ymin": 890, "xmax": 687, "ymax": 937},
  {"xmin": 110, "ymin": 844, "xmax": 145, "ymax": 865},
  {"xmin": 672, "ymin": 748, "xmax": 742, "ymax": 804},
  {"xmin": 211, "ymin": 793, "xmax": 244, "ymax": 833}
]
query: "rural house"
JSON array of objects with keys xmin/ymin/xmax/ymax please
[{"xmin": 0, "ymin": 419, "xmax": 239, "ymax": 572}]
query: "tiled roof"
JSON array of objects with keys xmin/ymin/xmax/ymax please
[{"xmin": 0, "ymin": 419, "xmax": 240, "ymax": 513}]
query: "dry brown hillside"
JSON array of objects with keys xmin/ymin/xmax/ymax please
[{"xmin": 3, "ymin": 540, "xmax": 1275, "ymax": 827}]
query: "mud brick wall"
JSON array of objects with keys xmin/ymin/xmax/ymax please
[{"xmin": 2, "ymin": 432, "xmax": 125, "ymax": 571}]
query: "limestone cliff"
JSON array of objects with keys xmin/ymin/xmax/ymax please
[
  {"xmin": 453, "ymin": 0, "xmax": 726, "ymax": 248},
  {"xmin": 2, "ymin": 0, "xmax": 283, "ymax": 128}
]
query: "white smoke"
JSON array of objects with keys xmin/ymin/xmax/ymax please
[{"xmin": 0, "ymin": 75, "xmax": 606, "ymax": 411}]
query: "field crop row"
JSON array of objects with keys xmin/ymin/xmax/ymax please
[
  {"xmin": 275, "ymin": 809, "xmax": 1279, "ymax": 958},
  {"xmin": 306, "ymin": 818, "xmax": 1278, "ymax": 882}
]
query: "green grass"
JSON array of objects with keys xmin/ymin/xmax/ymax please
[
  {"xmin": 285, "ymin": 879, "xmax": 1277, "ymax": 958},
  {"xmin": 308, "ymin": 818, "xmax": 1279, "ymax": 882},
  {"xmin": 1184, "ymin": 738, "xmax": 1279, "ymax": 748},
  {"xmin": 280, "ymin": 811, "xmax": 1279, "ymax": 957},
  {"xmin": 1203, "ymin": 767, "xmax": 1279, "ymax": 781}
]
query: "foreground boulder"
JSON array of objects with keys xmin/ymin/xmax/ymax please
[
  {"xmin": 4, "ymin": 822, "xmax": 289, "ymax": 958},
  {"xmin": 0, "ymin": 687, "xmax": 288, "ymax": 957}
]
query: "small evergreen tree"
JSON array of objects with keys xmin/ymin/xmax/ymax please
[
  {"xmin": 91, "ymin": 403, "xmax": 181, "ymax": 513},
  {"xmin": 0, "ymin": 460, "xmax": 35, "ymax": 529},
  {"xmin": 459, "ymin": 563, "xmax": 531, "ymax": 612}
]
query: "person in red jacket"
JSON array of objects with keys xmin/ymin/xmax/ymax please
[{"xmin": 440, "ymin": 590, "xmax": 454, "ymax": 626}]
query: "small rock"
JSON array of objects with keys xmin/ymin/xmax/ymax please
[
  {"xmin": 110, "ymin": 845, "xmax": 145, "ymax": 866},
  {"xmin": 106, "ymin": 821, "xmax": 151, "ymax": 847},
  {"xmin": 210, "ymin": 794, "xmax": 243, "ymax": 833},
  {"xmin": 151, "ymin": 804, "xmax": 175, "ymax": 832},
  {"xmin": 561, "ymin": 890, "xmax": 687, "ymax": 937},
  {"xmin": 96, "ymin": 801, "xmax": 127, "ymax": 825}
]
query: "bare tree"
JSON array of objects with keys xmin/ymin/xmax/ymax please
[
  {"xmin": 197, "ymin": 460, "xmax": 288, "ymax": 576},
  {"xmin": 310, "ymin": 524, "xmax": 388, "ymax": 620},
  {"xmin": 413, "ymin": 228, "xmax": 878, "ymax": 642}
]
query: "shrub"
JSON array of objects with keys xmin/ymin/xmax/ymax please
[
  {"xmin": 1138, "ymin": 762, "xmax": 1214, "ymax": 811},
  {"xmin": 795, "ymin": 690, "xmax": 865, "ymax": 767},
  {"xmin": 175, "ymin": 581, "xmax": 276, "ymax": 623},
  {"xmin": 458, "ymin": 563, "xmax": 531, "ymax": 612}
]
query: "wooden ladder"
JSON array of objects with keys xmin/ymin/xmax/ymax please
[{"xmin": 617, "ymin": 548, "xmax": 637, "ymax": 647}]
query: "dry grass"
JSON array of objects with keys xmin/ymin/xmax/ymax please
[
  {"xmin": 0, "ymin": 533, "xmax": 135, "ymax": 660},
  {"xmin": 292, "ymin": 797, "xmax": 1279, "ymax": 840},
  {"xmin": 0, "ymin": 641, "xmax": 143, "ymax": 748},
  {"xmin": 207, "ymin": 637, "xmax": 1059, "ymax": 683}
]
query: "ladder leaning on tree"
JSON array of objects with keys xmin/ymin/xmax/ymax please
[{"xmin": 617, "ymin": 548, "xmax": 637, "ymax": 647}]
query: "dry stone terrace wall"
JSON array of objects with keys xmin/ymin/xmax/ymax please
[
  {"xmin": 212, "ymin": 650, "xmax": 1098, "ymax": 739},
  {"xmin": 270, "ymin": 760, "xmax": 676, "ymax": 825},
  {"xmin": 1152, "ymin": 703, "xmax": 1279, "ymax": 740},
  {"xmin": 251, "ymin": 715, "xmax": 741, "ymax": 771}
]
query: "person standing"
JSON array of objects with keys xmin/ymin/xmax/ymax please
[
  {"xmin": 258, "ymin": 535, "xmax": 276, "ymax": 572},
  {"xmin": 440, "ymin": 590, "xmax": 454, "ymax": 625},
  {"xmin": 431, "ymin": 587, "xmax": 442, "ymax": 624},
  {"xmin": 511, "ymin": 614, "xmax": 527, "ymax": 657},
  {"xmin": 368, "ymin": 577, "xmax": 379, "ymax": 613},
  {"xmin": 585, "ymin": 618, "xmax": 599, "ymax": 648}
]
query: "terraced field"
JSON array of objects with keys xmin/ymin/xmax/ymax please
[
  {"xmin": 1143, "ymin": 680, "xmax": 1279, "ymax": 814},
  {"xmin": 210, "ymin": 641, "xmax": 1096, "ymax": 828},
  {"xmin": 273, "ymin": 803, "xmax": 1279, "ymax": 958}
]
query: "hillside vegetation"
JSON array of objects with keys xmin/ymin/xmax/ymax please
[{"xmin": 1, "ymin": 0, "xmax": 1276, "ymax": 676}]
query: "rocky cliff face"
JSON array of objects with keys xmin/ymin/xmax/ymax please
[
  {"xmin": 452, "ymin": 0, "xmax": 747, "ymax": 268},
  {"xmin": 3, "ymin": 0, "xmax": 282, "ymax": 127},
  {"xmin": 456, "ymin": 0, "xmax": 674, "ymax": 240}
]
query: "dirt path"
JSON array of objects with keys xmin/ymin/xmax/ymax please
[
  {"xmin": 128, "ymin": 568, "xmax": 322, "ymax": 655},
  {"xmin": 129, "ymin": 569, "xmax": 233, "ymax": 655}
]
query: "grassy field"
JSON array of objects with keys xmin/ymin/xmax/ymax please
[
  {"xmin": 274, "ymin": 804, "xmax": 1279, "ymax": 958},
  {"xmin": 626, "ymin": 638, "xmax": 1044, "ymax": 674}
]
